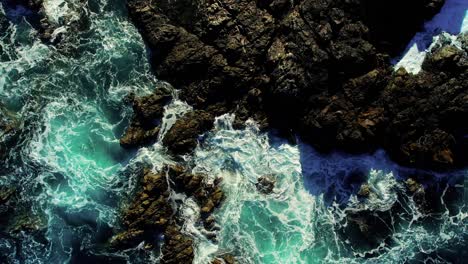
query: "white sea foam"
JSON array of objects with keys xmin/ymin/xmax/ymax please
[
  {"xmin": 43, "ymin": 0, "xmax": 80, "ymax": 25},
  {"xmin": 394, "ymin": 0, "xmax": 467, "ymax": 73},
  {"xmin": 184, "ymin": 114, "xmax": 467, "ymax": 264}
]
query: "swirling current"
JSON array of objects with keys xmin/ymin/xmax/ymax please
[{"xmin": 0, "ymin": 0, "xmax": 467, "ymax": 263}]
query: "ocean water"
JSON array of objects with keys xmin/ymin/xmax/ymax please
[
  {"xmin": 0, "ymin": 0, "xmax": 159, "ymax": 262},
  {"xmin": 188, "ymin": 115, "xmax": 467, "ymax": 264},
  {"xmin": 0, "ymin": 0, "xmax": 467, "ymax": 263},
  {"xmin": 394, "ymin": 0, "xmax": 468, "ymax": 73}
]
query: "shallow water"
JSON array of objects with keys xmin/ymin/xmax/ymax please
[
  {"xmin": 394, "ymin": 0, "xmax": 468, "ymax": 73},
  {"xmin": 0, "ymin": 0, "xmax": 467, "ymax": 263}
]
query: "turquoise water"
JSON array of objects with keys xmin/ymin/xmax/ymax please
[
  {"xmin": 0, "ymin": 0, "xmax": 467, "ymax": 263},
  {"xmin": 189, "ymin": 115, "xmax": 467, "ymax": 264}
]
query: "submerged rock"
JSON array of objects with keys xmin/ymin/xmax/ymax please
[
  {"xmin": 0, "ymin": 104, "xmax": 20, "ymax": 166},
  {"xmin": 357, "ymin": 184, "xmax": 371, "ymax": 198},
  {"xmin": 343, "ymin": 209, "xmax": 395, "ymax": 253},
  {"xmin": 256, "ymin": 175, "xmax": 276, "ymax": 194}
]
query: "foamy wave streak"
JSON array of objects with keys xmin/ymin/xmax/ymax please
[{"xmin": 187, "ymin": 114, "xmax": 467, "ymax": 264}]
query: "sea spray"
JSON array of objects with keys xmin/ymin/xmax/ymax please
[
  {"xmin": 187, "ymin": 114, "xmax": 467, "ymax": 264},
  {"xmin": 0, "ymin": 0, "xmax": 162, "ymax": 262}
]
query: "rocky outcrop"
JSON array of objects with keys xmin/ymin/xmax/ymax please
[
  {"xmin": 162, "ymin": 110, "xmax": 215, "ymax": 155},
  {"xmin": 161, "ymin": 225, "xmax": 195, "ymax": 264},
  {"xmin": 212, "ymin": 254, "xmax": 236, "ymax": 264},
  {"xmin": 124, "ymin": 0, "xmax": 468, "ymax": 171},
  {"xmin": 166, "ymin": 165, "xmax": 224, "ymax": 217},
  {"xmin": 111, "ymin": 165, "xmax": 224, "ymax": 263},
  {"xmin": 120, "ymin": 87, "xmax": 172, "ymax": 148},
  {"xmin": 118, "ymin": 1, "xmax": 467, "ymax": 262},
  {"xmin": 111, "ymin": 168, "xmax": 172, "ymax": 249}
]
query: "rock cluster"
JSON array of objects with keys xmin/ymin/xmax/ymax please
[
  {"xmin": 124, "ymin": 0, "xmax": 467, "ymax": 171},
  {"xmin": 120, "ymin": 88, "xmax": 172, "ymax": 148},
  {"xmin": 121, "ymin": 0, "xmax": 465, "ymax": 261},
  {"xmin": 111, "ymin": 165, "xmax": 225, "ymax": 263}
]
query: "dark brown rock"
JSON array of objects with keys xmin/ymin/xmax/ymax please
[
  {"xmin": 113, "ymin": 165, "xmax": 225, "ymax": 263},
  {"xmin": 124, "ymin": 0, "xmax": 468, "ymax": 172},
  {"xmin": 120, "ymin": 87, "xmax": 172, "ymax": 148},
  {"xmin": 120, "ymin": 125, "xmax": 160, "ymax": 148},
  {"xmin": 212, "ymin": 254, "xmax": 236, "ymax": 264},
  {"xmin": 162, "ymin": 110, "xmax": 214, "ymax": 155},
  {"xmin": 111, "ymin": 169, "xmax": 172, "ymax": 249},
  {"xmin": 161, "ymin": 224, "xmax": 194, "ymax": 264},
  {"xmin": 256, "ymin": 175, "xmax": 275, "ymax": 194},
  {"xmin": 166, "ymin": 165, "xmax": 224, "ymax": 215}
]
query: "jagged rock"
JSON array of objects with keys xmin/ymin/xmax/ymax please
[
  {"xmin": 131, "ymin": 88, "xmax": 173, "ymax": 123},
  {"xmin": 357, "ymin": 184, "xmax": 370, "ymax": 198},
  {"xmin": 120, "ymin": 125, "xmax": 160, "ymax": 148},
  {"xmin": 125, "ymin": 0, "xmax": 468, "ymax": 171},
  {"xmin": 405, "ymin": 178, "xmax": 424, "ymax": 193},
  {"xmin": 166, "ymin": 165, "xmax": 224, "ymax": 215},
  {"xmin": 256, "ymin": 176, "xmax": 275, "ymax": 194},
  {"xmin": 122, "ymin": 169, "xmax": 172, "ymax": 231},
  {"xmin": 161, "ymin": 224, "xmax": 194, "ymax": 264},
  {"xmin": 111, "ymin": 169, "xmax": 172, "ymax": 249},
  {"xmin": 212, "ymin": 254, "xmax": 236, "ymax": 264},
  {"xmin": 405, "ymin": 178, "xmax": 428, "ymax": 210},
  {"xmin": 113, "ymin": 165, "xmax": 224, "ymax": 264},
  {"xmin": 120, "ymin": 87, "xmax": 172, "ymax": 148},
  {"xmin": 162, "ymin": 110, "xmax": 214, "ymax": 155},
  {"xmin": 423, "ymin": 45, "xmax": 466, "ymax": 73},
  {"xmin": 110, "ymin": 229, "xmax": 146, "ymax": 249}
]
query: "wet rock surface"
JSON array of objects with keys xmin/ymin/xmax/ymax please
[
  {"xmin": 124, "ymin": 0, "xmax": 468, "ymax": 171},
  {"xmin": 111, "ymin": 165, "xmax": 224, "ymax": 263},
  {"xmin": 120, "ymin": 87, "xmax": 172, "ymax": 148},
  {"xmin": 211, "ymin": 254, "xmax": 236, "ymax": 264},
  {"xmin": 121, "ymin": 0, "xmax": 466, "ymax": 261},
  {"xmin": 162, "ymin": 110, "xmax": 215, "ymax": 155},
  {"xmin": 256, "ymin": 175, "xmax": 276, "ymax": 194}
]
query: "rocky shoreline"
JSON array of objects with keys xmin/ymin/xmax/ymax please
[
  {"xmin": 1, "ymin": 0, "xmax": 466, "ymax": 263},
  {"xmin": 123, "ymin": 0, "xmax": 467, "ymax": 171},
  {"xmin": 117, "ymin": 1, "xmax": 467, "ymax": 262},
  {"xmin": 110, "ymin": 165, "xmax": 226, "ymax": 263}
]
